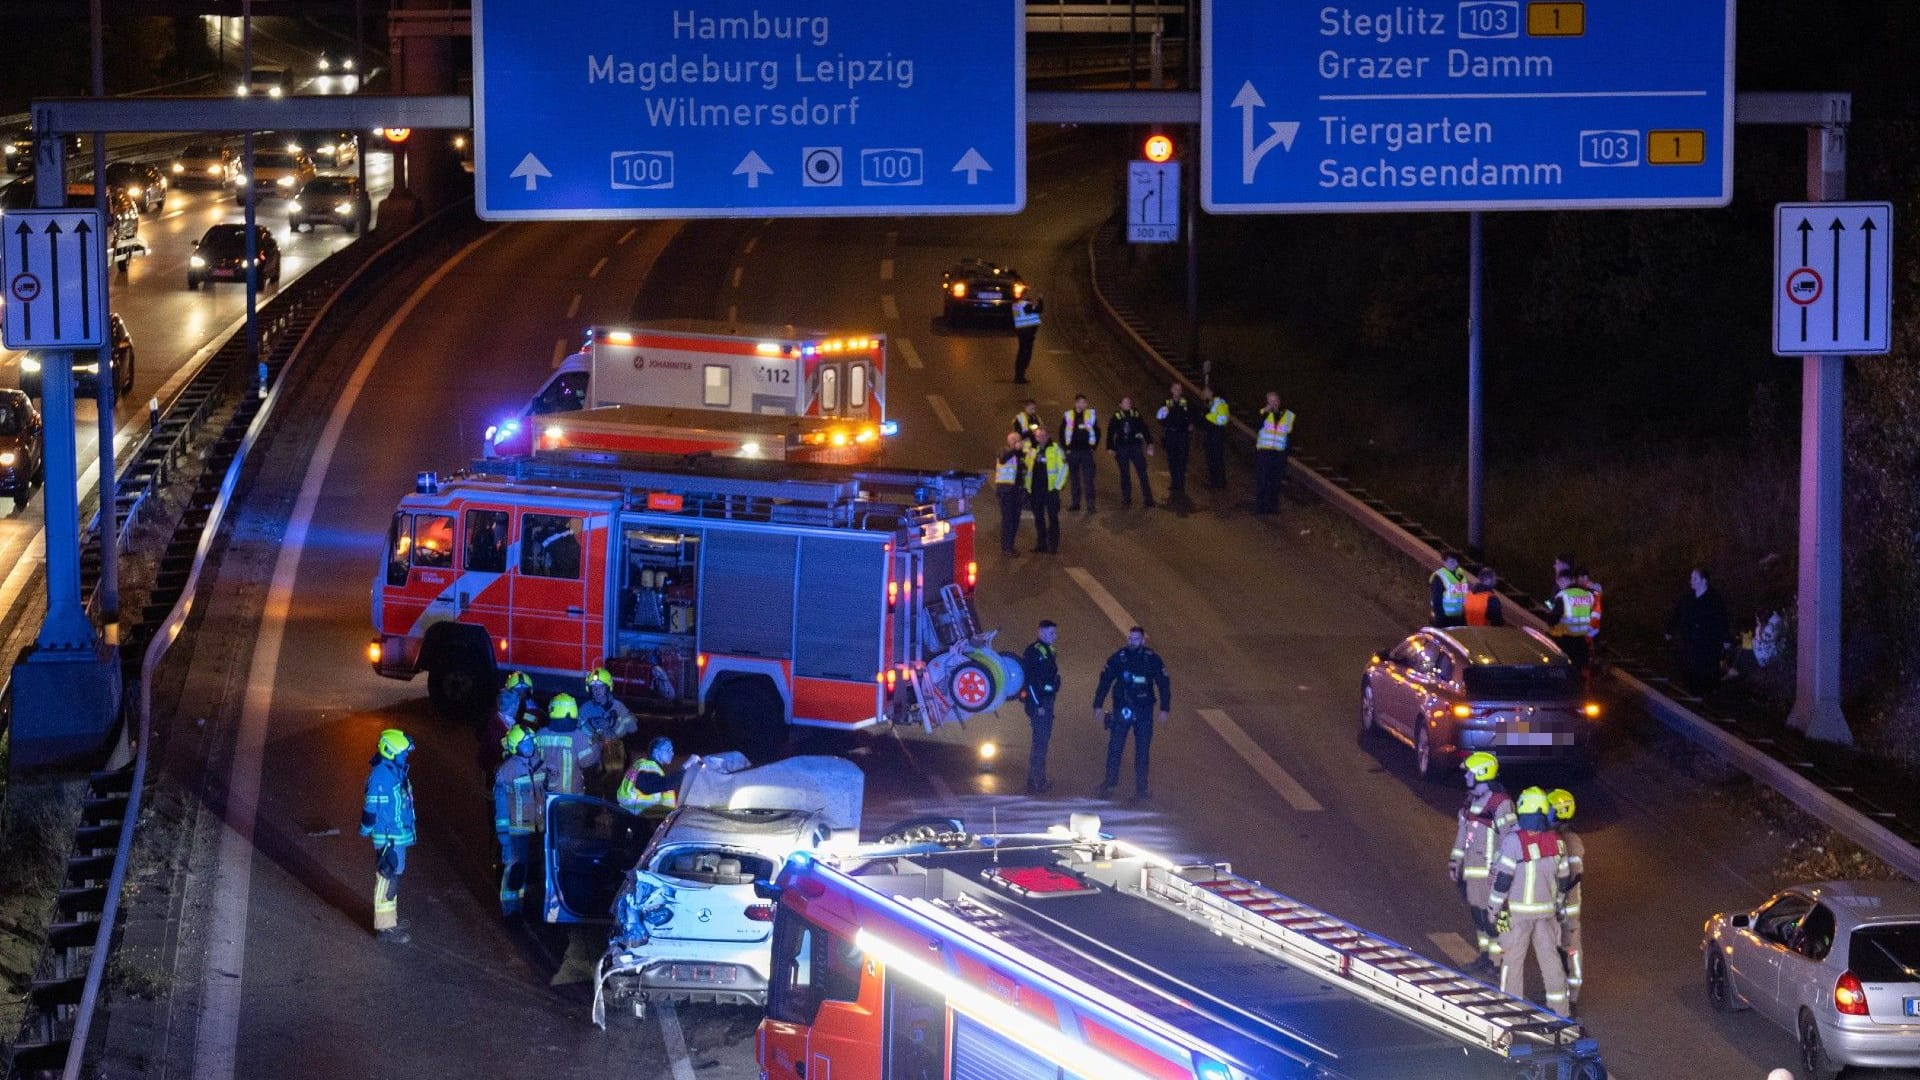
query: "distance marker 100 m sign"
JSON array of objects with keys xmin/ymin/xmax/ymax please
[
  {"xmin": 1201, "ymin": 0, "xmax": 1734, "ymax": 213},
  {"xmin": 472, "ymin": 0, "xmax": 1025, "ymax": 219}
]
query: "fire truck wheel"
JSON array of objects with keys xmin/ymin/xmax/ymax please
[
  {"xmin": 713, "ymin": 680, "xmax": 785, "ymax": 763},
  {"xmin": 947, "ymin": 659, "xmax": 997, "ymax": 713},
  {"xmin": 427, "ymin": 641, "xmax": 496, "ymax": 724}
]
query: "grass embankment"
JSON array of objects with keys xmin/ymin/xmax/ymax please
[{"xmin": 0, "ymin": 766, "xmax": 85, "ymax": 1046}]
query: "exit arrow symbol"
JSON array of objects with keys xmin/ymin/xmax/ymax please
[
  {"xmin": 733, "ymin": 151, "xmax": 772, "ymax": 189},
  {"xmin": 1232, "ymin": 81, "xmax": 1298, "ymax": 186},
  {"xmin": 12, "ymin": 221, "xmax": 31, "ymax": 338},
  {"xmin": 509, "ymin": 153, "xmax": 551, "ymax": 191},
  {"xmin": 952, "ymin": 148, "xmax": 992, "ymax": 186}
]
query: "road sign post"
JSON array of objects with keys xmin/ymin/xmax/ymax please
[
  {"xmin": 1773, "ymin": 201, "xmax": 1891, "ymax": 356},
  {"xmin": 1201, "ymin": 0, "xmax": 1735, "ymax": 213},
  {"xmin": 1128, "ymin": 160, "xmax": 1180, "ymax": 243},
  {"xmin": 472, "ymin": 0, "xmax": 1025, "ymax": 219}
]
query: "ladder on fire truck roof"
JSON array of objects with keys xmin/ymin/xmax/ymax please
[
  {"xmin": 471, "ymin": 449, "xmax": 979, "ymax": 527},
  {"xmin": 1139, "ymin": 863, "xmax": 1587, "ymax": 1057}
]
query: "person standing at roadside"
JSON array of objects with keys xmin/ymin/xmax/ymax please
[
  {"xmin": 1020, "ymin": 620, "xmax": 1061, "ymax": 794},
  {"xmin": 994, "ymin": 431, "xmax": 1026, "ymax": 555},
  {"xmin": 1011, "ymin": 298, "xmax": 1042, "ymax": 384},
  {"xmin": 1545, "ymin": 570, "xmax": 1596, "ymax": 677},
  {"xmin": 1062, "ymin": 394, "xmax": 1100, "ymax": 513},
  {"xmin": 1253, "ymin": 391, "xmax": 1294, "ymax": 515},
  {"xmin": 1156, "ymin": 383, "xmax": 1196, "ymax": 497},
  {"xmin": 1091, "ymin": 626, "xmax": 1171, "ymax": 802},
  {"xmin": 1012, "ymin": 399, "xmax": 1043, "ymax": 446},
  {"xmin": 1430, "ymin": 554, "xmax": 1469, "ymax": 627},
  {"xmin": 1464, "ymin": 568, "xmax": 1506, "ymax": 626},
  {"xmin": 1666, "ymin": 566, "xmax": 1732, "ymax": 695},
  {"xmin": 1024, "ymin": 427, "xmax": 1067, "ymax": 554},
  {"xmin": 361, "ymin": 729, "xmax": 418, "ymax": 942},
  {"xmin": 1546, "ymin": 788, "xmax": 1585, "ymax": 1011},
  {"xmin": 1107, "ymin": 395, "xmax": 1155, "ymax": 508},
  {"xmin": 1201, "ymin": 386, "xmax": 1231, "ymax": 489}
]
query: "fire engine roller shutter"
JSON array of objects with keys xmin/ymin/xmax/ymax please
[
  {"xmin": 699, "ymin": 530, "xmax": 797, "ymax": 659},
  {"xmin": 922, "ymin": 538, "xmax": 956, "ymax": 595},
  {"xmin": 795, "ymin": 537, "xmax": 884, "ymax": 679},
  {"xmin": 951, "ymin": 1013, "xmax": 1058, "ymax": 1080}
]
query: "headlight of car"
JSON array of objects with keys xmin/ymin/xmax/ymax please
[
  {"xmin": 232, "ymin": 171, "xmax": 246, "ymax": 184},
  {"xmin": 236, "ymin": 84, "xmax": 248, "ymax": 96},
  {"xmin": 267, "ymin": 86, "xmax": 283, "ymax": 99},
  {"xmin": 19, "ymin": 356, "xmax": 40, "ymax": 373},
  {"xmin": 290, "ymin": 200, "xmax": 303, "ymax": 212},
  {"xmin": 189, "ymin": 255, "xmax": 206, "ymax": 268},
  {"xmin": 171, "ymin": 162, "xmax": 184, "ymax": 174},
  {"xmin": 0, "ymin": 453, "xmax": 17, "ymax": 467},
  {"xmin": 125, "ymin": 186, "xmax": 143, "ymax": 199},
  {"xmin": 335, "ymin": 202, "xmax": 353, "ymax": 215},
  {"xmin": 276, "ymin": 175, "xmax": 295, "ymax": 187},
  {"xmin": 209, "ymin": 165, "xmax": 224, "ymax": 177}
]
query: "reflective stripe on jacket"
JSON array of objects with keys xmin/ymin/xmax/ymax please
[
  {"xmin": 1256, "ymin": 409, "xmax": 1295, "ymax": 451},
  {"xmin": 492, "ymin": 754, "xmax": 548, "ymax": 835},
  {"xmin": 618, "ymin": 758, "xmax": 677, "ymax": 812},
  {"xmin": 1013, "ymin": 412, "xmax": 1042, "ymax": 441},
  {"xmin": 1024, "ymin": 444, "xmax": 1068, "ymax": 491},
  {"xmin": 1205, "ymin": 397, "xmax": 1230, "ymax": 426},
  {"xmin": 994, "ymin": 449, "xmax": 1021, "ymax": 486},
  {"xmin": 1550, "ymin": 587, "xmax": 1595, "ymax": 637},
  {"xmin": 1558, "ymin": 826, "xmax": 1584, "ymax": 922},
  {"xmin": 1450, "ymin": 788, "xmax": 1515, "ymax": 877},
  {"xmin": 1490, "ymin": 828, "xmax": 1567, "ymax": 915},
  {"xmin": 360, "ymin": 758, "xmax": 417, "ymax": 847},
  {"xmin": 534, "ymin": 726, "xmax": 600, "ymax": 797},
  {"xmin": 1062, "ymin": 409, "xmax": 1100, "ymax": 450},
  {"xmin": 1432, "ymin": 566, "xmax": 1469, "ymax": 616}
]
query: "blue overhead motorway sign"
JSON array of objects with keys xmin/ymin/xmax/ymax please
[
  {"xmin": 1201, "ymin": 1, "xmax": 1734, "ymax": 213},
  {"xmin": 472, "ymin": 0, "xmax": 1025, "ymax": 219}
]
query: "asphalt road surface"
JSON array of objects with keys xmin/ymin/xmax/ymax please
[{"xmin": 113, "ymin": 129, "xmax": 1844, "ymax": 1079}]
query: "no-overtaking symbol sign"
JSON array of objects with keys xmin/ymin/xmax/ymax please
[
  {"xmin": 1, "ymin": 208, "xmax": 109, "ymax": 349},
  {"xmin": 1773, "ymin": 201, "xmax": 1892, "ymax": 356}
]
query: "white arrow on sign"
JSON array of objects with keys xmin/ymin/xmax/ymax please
[
  {"xmin": 1231, "ymin": 82, "xmax": 1299, "ymax": 185},
  {"xmin": 733, "ymin": 151, "xmax": 773, "ymax": 189},
  {"xmin": 510, "ymin": 153, "xmax": 552, "ymax": 191},
  {"xmin": 952, "ymin": 148, "xmax": 992, "ymax": 186}
]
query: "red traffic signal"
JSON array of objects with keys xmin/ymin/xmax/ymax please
[{"xmin": 1143, "ymin": 134, "xmax": 1174, "ymax": 163}]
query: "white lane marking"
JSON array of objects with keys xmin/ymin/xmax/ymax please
[
  {"xmin": 551, "ymin": 337, "xmax": 569, "ymax": 366},
  {"xmin": 617, "ymin": 227, "xmax": 636, "ymax": 245},
  {"xmin": 1196, "ymin": 708, "xmax": 1325, "ymax": 812},
  {"xmin": 926, "ymin": 393, "xmax": 963, "ymax": 432},
  {"xmin": 897, "ymin": 338, "xmax": 922, "ymax": 370},
  {"xmin": 1427, "ymin": 931, "xmax": 1480, "ymax": 968},
  {"xmin": 742, "ymin": 235, "xmax": 759, "ymax": 255},
  {"xmin": 656, "ymin": 1001, "xmax": 698, "ymax": 1080},
  {"xmin": 588, "ymin": 256, "xmax": 608, "ymax": 279},
  {"xmin": 1065, "ymin": 567, "xmax": 1137, "ymax": 637},
  {"xmin": 879, "ymin": 258, "xmax": 894, "ymax": 281},
  {"xmin": 730, "ymin": 265, "xmax": 743, "ymax": 289},
  {"xmin": 565, "ymin": 293, "xmax": 581, "ymax": 319},
  {"xmin": 881, "ymin": 294, "xmax": 898, "ymax": 321},
  {"xmin": 192, "ymin": 230, "xmax": 499, "ymax": 1080}
]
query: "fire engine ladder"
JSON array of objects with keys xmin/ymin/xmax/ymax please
[
  {"xmin": 919, "ymin": 893, "xmax": 1315, "ymax": 1071},
  {"xmin": 1140, "ymin": 865, "xmax": 1585, "ymax": 1057},
  {"xmin": 479, "ymin": 452, "xmax": 866, "ymax": 525}
]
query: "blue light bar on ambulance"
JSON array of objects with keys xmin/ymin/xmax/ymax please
[
  {"xmin": 415, "ymin": 471, "xmax": 439, "ymax": 494},
  {"xmin": 879, "ymin": 419, "xmax": 900, "ymax": 437}
]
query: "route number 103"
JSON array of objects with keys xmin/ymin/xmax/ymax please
[{"xmin": 1578, "ymin": 130, "xmax": 1641, "ymax": 168}]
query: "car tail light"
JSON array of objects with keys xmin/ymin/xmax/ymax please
[
  {"xmin": 1013, "ymin": 282, "xmax": 1027, "ymax": 298},
  {"xmin": 951, "ymin": 282, "xmax": 966, "ymax": 298},
  {"xmin": 746, "ymin": 903, "xmax": 775, "ymax": 922},
  {"xmin": 1582, "ymin": 702, "xmax": 1603, "ymax": 718},
  {"xmin": 1450, "ymin": 704, "xmax": 1473, "ymax": 719},
  {"xmin": 1836, "ymin": 971, "xmax": 1870, "ymax": 1015},
  {"xmin": 965, "ymin": 560, "xmax": 978, "ymax": 591}
]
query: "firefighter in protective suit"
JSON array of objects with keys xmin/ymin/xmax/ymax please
[
  {"xmin": 534, "ymin": 693, "xmax": 599, "ymax": 797},
  {"xmin": 579, "ymin": 666, "xmax": 638, "ymax": 785},
  {"xmin": 1449, "ymin": 751, "xmax": 1516, "ymax": 971},
  {"xmin": 1488, "ymin": 787, "xmax": 1572, "ymax": 1013},
  {"xmin": 1548, "ymin": 787, "xmax": 1585, "ymax": 1009},
  {"xmin": 492, "ymin": 723, "xmax": 548, "ymax": 916},
  {"xmin": 360, "ymin": 729, "xmax": 417, "ymax": 942}
]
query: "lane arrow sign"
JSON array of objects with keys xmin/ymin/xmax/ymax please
[
  {"xmin": 1232, "ymin": 81, "xmax": 1298, "ymax": 185},
  {"xmin": 73, "ymin": 217, "xmax": 93, "ymax": 339},
  {"xmin": 733, "ymin": 151, "xmax": 772, "ymax": 189},
  {"xmin": 1861, "ymin": 216, "xmax": 1877, "ymax": 338},
  {"xmin": 11, "ymin": 221, "xmax": 31, "ymax": 338},
  {"xmin": 509, "ymin": 153, "xmax": 552, "ymax": 191},
  {"xmin": 45, "ymin": 220, "xmax": 62, "ymax": 338},
  {"xmin": 952, "ymin": 148, "xmax": 992, "ymax": 185},
  {"xmin": 1829, "ymin": 217, "xmax": 1846, "ymax": 342}
]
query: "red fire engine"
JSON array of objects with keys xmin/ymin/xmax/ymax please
[
  {"xmin": 758, "ymin": 816, "xmax": 1608, "ymax": 1080},
  {"xmin": 369, "ymin": 450, "xmax": 1024, "ymax": 753}
]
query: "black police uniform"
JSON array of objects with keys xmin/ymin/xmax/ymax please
[
  {"xmin": 1062, "ymin": 407, "xmax": 1099, "ymax": 512},
  {"xmin": 1091, "ymin": 644, "xmax": 1172, "ymax": 798},
  {"xmin": 1106, "ymin": 408, "xmax": 1155, "ymax": 508},
  {"xmin": 1019, "ymin": 639, "xmax": 1060, "ymax": 793},
  {"xmin": 1157, "ymin": 395, "xmax": 1195, "ymax": 495}
]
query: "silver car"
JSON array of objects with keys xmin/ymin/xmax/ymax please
[{"xmin": 1703, "ymin": 879, "xmax": 1920, "ymax": 1078}]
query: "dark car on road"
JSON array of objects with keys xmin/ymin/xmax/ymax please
[
  {"xmin": 940, "ymin": 257, "xmax": 1029, "ymax": 322},
  {"xmin": 5, "ymin": 128, "xmax": 81, "ymax": 174},
  {"xmin": 285, "ymin": 130, "xmax": 358, "ymax": 168},
  {"xmin": 104, "ymin": 160, "xmax": 168, "ymax": 214},
  {"xmin": 289, "ymin": 175, "xmax": 364, "ymax": 233},
  {"xmin": 20, "ymin": 312, "xmax": 135, "ymax": 400},
  {"xmin": 0, "ymin": 390, "xmax": 46, "ymax": 510},
  {"xmin": 174, "ymin": 144, "xmax": 237, "ymax": 189},
  {"xmin": 1360, "ymin": 625, "xmax": 1601, "ymax": 779},
  {"xmin": 0, "ymin": 178, "xmax": 140, "ymax": 243},
  {"xmin": 188, "ymin": 224, "xmax": 281, "ymax": 290}
]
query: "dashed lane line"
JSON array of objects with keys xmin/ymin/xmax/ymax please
[
  {"xmin": 897, "ymin": 337, "xmax": 923, "ymax": 370},
  {"xmin": 617, "ymin": 227, "xmax": 636, "ymax": 245},
  {"xmin": 191, "ymin": 230, "xmax": 499, "ymax": 1080},
  {"xmin": 880, "ymin": 257, "xmax": 894, "ymax": 280},
  {"xmin": 588, "ymin": 256, "xmax": 608, "ymax": 279},
  {"xmin": 881, "ymin": 294, "xmax": 899, "ymax": 320},
  {"xmin": 565, "ymin": 293, "xmax": 581, "ymax": 319},
  {"xmin": 1195, "ymin": 708, "xmax": 1325, "ymax": 812},
  {"xmin": 657, "ymin": 1001, "xmax": 698, "ymax": 1080},
  {"xmin": 730, "ymin": 265, "xmax": 743, "ymax": 288},
  {"xmin": 742, "ymin": 235, "xmax": 759, "ymax": 255},
  {"xmin": 926, "ymin": 393, "xmax": 963, "ymax": 433}
]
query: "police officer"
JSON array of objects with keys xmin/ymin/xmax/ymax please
[
  {"xmin": 1012, "ymin": 298, "xmax": 1042, "ymax": 383},
  {"xmin": 1430, "ymin": 554, "xmax": 1469, "ymax": 627},
  {"xmin": 1091, "ymin": 626, "xmax": 1171, "ymax": 801},
  {"xmin": 1449, "ymin": 751, "xmax": 1517, "ymax": 971},
  {"xmin": 618, "ymin": 736, "xmax": 694, "ymax": 817},
  {"xmin": 1024, "ymin": 427, "xmax": 1067, "ymax": 555},
  {"xmin": 994, "ymin": 431, "xmax": 1026, "ymax": 555},
  {"xmin": 1545, "ymin": 570, "xmax": 1596, "ymax": 677},
  {"xmin": 1013, "ymin": 400, "xmax": 1043, "ymax": 446},
  {"xmin": 1062, "ymin": 394, "xmax": 1100, "ymax": 512},
  {"xmin": 534, "ymin": 693, "xmax": 600, "ymax": 797},
  {"xmin": 492, "ymin": 723, "xmax": 548, "ymax": 917},
  {"xmin": 579, "ymin": 666, "xmax": 638, "ymax": 783},
  {"xmin": 1201, "ymin": 386, "xmax": 1231, "ymax": 489},
  {"xmin": 1155, "ymin": 383, "xmax": 1196, "ymax": 496},
  {"xmin": 1547, "ymin": 788, "xmax": 1585, "ymax": 1010},
  {"xmin": 1254, "ymin": 391, "xmax": 1294, "ymax": 515},
  {"xmin": 1106, "ymin": 395, "xmax": 1155, "ymax": 508},
  {"xmin": 360, "ymin": 728, "xmax": 417, "ymax": 942},
  {"xmin": 1488, "ymin": 787, "xmax": 1571, "ymax": 1013},
  {"xmin": 1020, "ymin": 620, "xmax": 1061, "ymax": 794}
]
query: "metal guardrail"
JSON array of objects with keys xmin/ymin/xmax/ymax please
[{"xmin": 1084, "ymin": 224, "xmax": 1920, "ymax": 883}]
